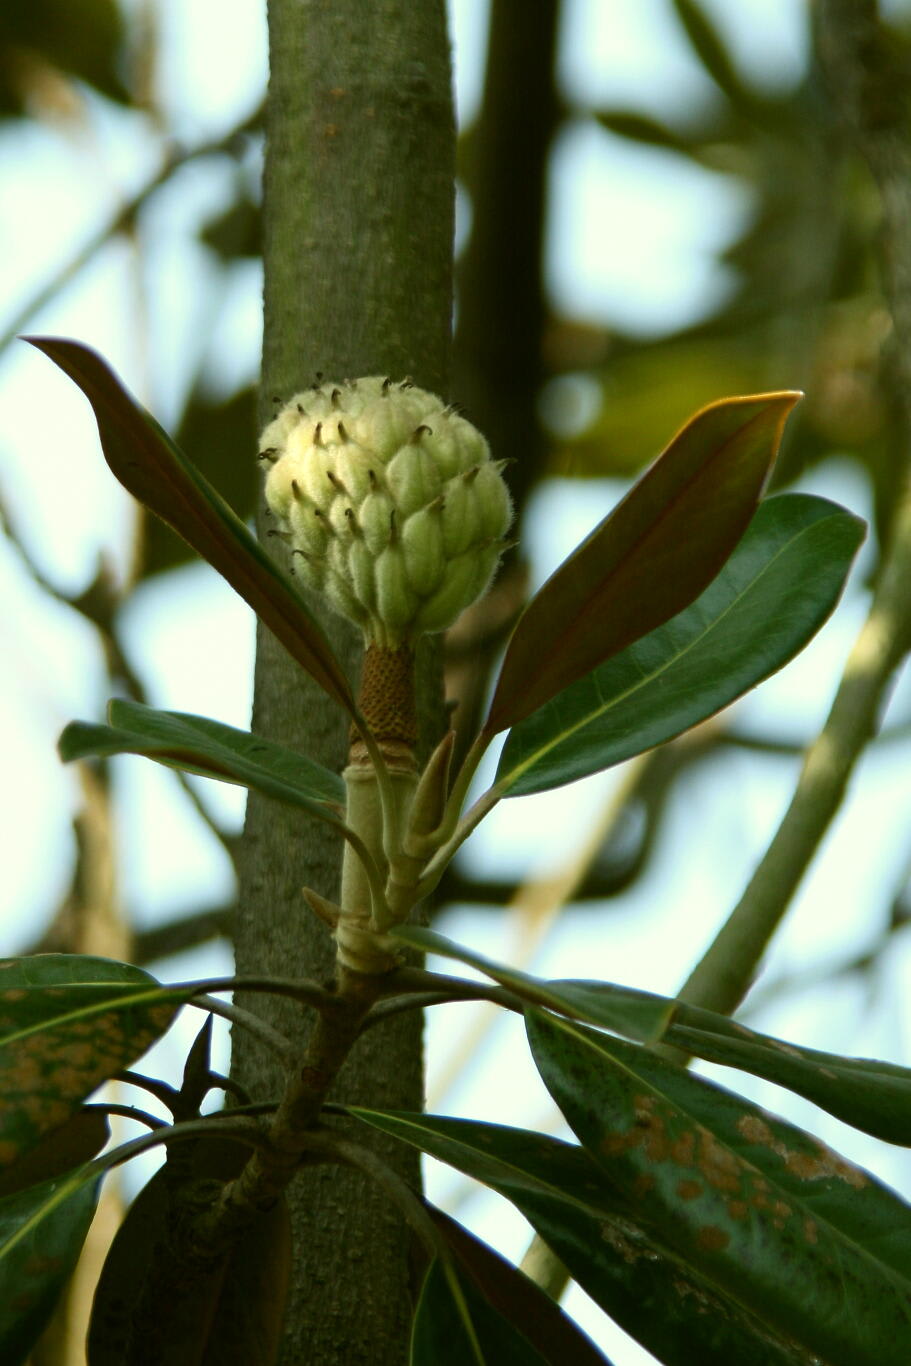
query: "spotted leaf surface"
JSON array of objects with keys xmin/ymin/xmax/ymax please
[
  {"xmin": 0, "ymin": 1164, "xmax": 101, "ymax": 1364},
  {"xmin": 0, "ymin": 956, "xmax": 177, "ymax": 1170},
  {"xmin": 527, "ymin": 1010, "xmax": 911, "ymax": 1366},
  {"xmin": 355, "ymin": 1110, "xmax": 816, "ymax": 1366}
]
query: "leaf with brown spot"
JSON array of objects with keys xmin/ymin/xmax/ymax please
[
  {"xmin": 0, "ymin": 1160, "xmax": 102, "ymax": 1365},
  {"xmin": 355, "ymin": 1109, "xmax": 821, "ymax": 1366},
  {"xmin": 485, "ymin": 391, "xmax": 801, "ymax": 733},
  {"xmin": 0, "ymin": 956, "xmax": 182, "ymax": 1169},
  {"xmin": 26, "ymin": 338, "xmax": 355, "ymax": 718},
  {"xmin": 527, "ymin": 1009, "xmax": 911, "ymax": 1366}
]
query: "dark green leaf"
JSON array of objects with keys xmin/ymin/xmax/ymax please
[
  {"xmin": 0, "ymin": 1111, "xmax": 109, "ymax": 1198},
  {"xmin": 59, "ymin": 700, "xmax": 345, "ymax": 825},
  {"xmin": 667, "ymin": 1016, "xmax": 911, "ymax": 1148},
  {"xmin": 389, "ymin": 926, "xmax": 673, "ymax": 1043},
  {"xmin": 428, "ymin": 1205, "xmax": 611, "ymax": 1366},
  {"xmin": 527, "ymin": 1010, "xmax": 911, "ymax": 1366},
  {"xmin": 0, "ymin": 956, "xmax": 178, "ymax": 1168},
  {"xmin": 0, "ymin": 1164, "xmax": 101, "ymax": 1365},
  {"xmin": 26, "ymin": 338, "xmax": 356, "ymax": 717},
  {"xmin": 413, "ymin": 1258, "xmax": 559, "ymax": 1366},
  {"xmin": 88, "ymin": 1135, "xmax": 290, "ymax": 1366},
  {"xmin": 355, "ymin": 1110, "xmax": 816, "ymax": 1366},
  {"xmin": 391, "ymin": 927, "xmax": 911, "ymax": 1147},
  {"xmin": 485, "ymin": 391, "xmax": 800, "ymax": 733},
  {"xmin": 496, "ymin": 494, "xmax": 864, "ymax": 795}
]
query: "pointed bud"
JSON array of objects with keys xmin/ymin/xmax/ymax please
[
  {"xmin": 404, "ymin": 730, "xmax": 455, "ymax": 854},
  {"xmin": 302, "ymin": 886, "xmax": 342, "ymax": 929}
]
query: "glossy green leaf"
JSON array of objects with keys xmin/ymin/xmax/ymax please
[
  {"xmin": 391, "ymin": 927, "xmax": 911, "ymax": 1146},
  {"xmin": 667, "ymin": 1015, "xmax": 911, "ymax": 1147},
  {"xmin": 390, "ymin": 925, "xmax": 673, "ymax": 1043},
  {"xmin": 60, "ymin": 700, "xmax": 345, "ymax": 825},
  {"xmin": 356, "ymin": 1110, "xmax": 815, "ymax": 1366},
  {"xmin": 414, "ymin": 1257, "xmax": 584, "ymax": 1366},
  {"xmin": 26, "ymin": 338, "xmax": 355, "ymax": 717},
  {"xmin": 527, "ymin": 1010, "xmax": 911, "ymax": 1366},
  {"xmin": 485, "ymin": 391, "xmax": 800, "ymax": 733},
  {"xmin": 428, "ymin": 1205, "xmax": 610, "ymax": 1366},
  {"xmin": 88, "ymin": 1136, "xmax": 290, "ymax": 1366},
  {"xmin": 496, "ymin": 494, "xmax": 864, "ymax": 795},
  {"xmin": 0, "ymin": 956, "xmax": 179, "ymax": 1168},
  {"xmin": 0, "ymin": 1163, "xmax": 101, "ymax": 1365}
]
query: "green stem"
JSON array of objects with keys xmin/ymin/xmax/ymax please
[
  {"xmin": 431, "ymin": 730, "xmax": 491, "ymax": 850},
  {"xmin": 676, "ymin": 478, "xmax": 911, "ymax": 1020},
  {"xmin": 337, "ymin": 760, "xmax": 417, "ymax": 971},
  {"xmin": 416, "ymin": 782, "xmax": 502, "ymax": 900}
]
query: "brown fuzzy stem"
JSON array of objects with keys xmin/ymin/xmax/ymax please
[{"xmin": 351, "ymin": 643, "xmax": 418, "ymax": 764}]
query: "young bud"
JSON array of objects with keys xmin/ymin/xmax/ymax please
[{"xmin": 261, "ymin": 377, "xmax": 512, "ymax": 646}]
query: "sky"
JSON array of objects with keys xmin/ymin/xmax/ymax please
[{"xmin": 1, "ymin": 3, "xmax": 910, "ymax": 1363}]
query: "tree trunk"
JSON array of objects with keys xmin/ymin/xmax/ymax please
[{"xmin": 231, "ymin": 3, "xmax": 454, "ymax": 1362}]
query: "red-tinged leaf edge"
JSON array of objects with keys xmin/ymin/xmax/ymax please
[
  {"xmin": 0, "ymin": 1111, "xmax": 110, "ymax": 1199},
  {"xmin": 429, "ymin": 1205, "xmax": 611, "ymax": 1366},
  {"xmin": 484, "ymin": 390, "xmax": 801, "ymax": 733},
  {"xmin": 24, "ymin": 336, "xmax": 356, "ymax": 718}
]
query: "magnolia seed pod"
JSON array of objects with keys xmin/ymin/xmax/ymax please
[{"xmin": 261, "ymin": 376, "xmax": 512, "ymax": 646}]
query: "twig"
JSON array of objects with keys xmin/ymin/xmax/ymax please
[
  {"xmin": 187, "ymin": 973, "xmax": 340, "ymax": 1013},
  {"xmin": 84, "ymin": 1102, "xmax": 167, "ymax": 1131},
  {"xmin": 672, "ymin": 2, "xmax": 911, "ymax": 1023},
  {"xmin": 192, "ymin": 994, "xmax": 298, "ymax": 1065},
  {"xmin": 2, "ymin": 113, "xmax": 261, "ymax": 359}
]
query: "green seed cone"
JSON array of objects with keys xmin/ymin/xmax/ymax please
[{"xmin": 261, "ymin": 377, "xmax": 512, "ymax": 647}]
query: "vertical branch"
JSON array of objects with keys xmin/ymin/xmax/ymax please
[
  {"xmin": 671, "ymin": 0, "xmax": 911, "ymax": 1022},
  {"xmin": 231, "ymin": 3, "xmax": 454, "ymax": 1362}
]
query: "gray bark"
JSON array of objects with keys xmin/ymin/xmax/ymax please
[{"xmin": 231, "ymin": 3, "xmax": 454, "ymax": 1362}]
